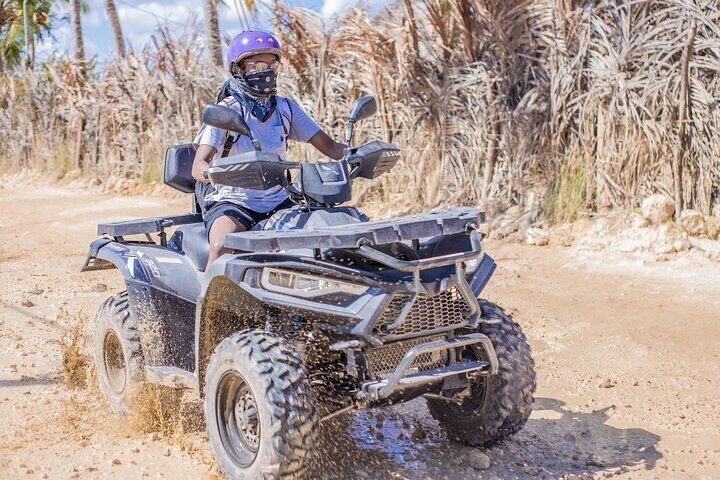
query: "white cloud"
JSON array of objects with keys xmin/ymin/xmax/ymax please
[
  {"xmin": 321, "ymin": 0, "xmax": 355, "ymax": 19},
  {"xmin": 321, "ymin": 0, "xmax": 395, "ymax": 21},
  {"xmin": 117, "ymin": 0, "xmax": 201, "ymax": 49},
  {"xmin": 85, "ymin": 7, "xmax": 104, "ymax": 28},
  {"xmin": 37, "ymin": 24, "xmax": 71, "ymax": 60}
]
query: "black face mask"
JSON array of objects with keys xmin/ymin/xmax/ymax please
[
  {"xmin": 222, "ymin": 69, "xmax": 278, "ymax": 122},
  {"xmin": 243, "ymin": 69, "xmax": 277, "ymax": 96}
]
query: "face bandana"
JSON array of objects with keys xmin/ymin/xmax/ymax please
[
  {"xmin": 243, "ymin": 69, "xmax": 278, "ymax": 95},
  {"xmin": 219, "ymin": 68, "xmax": 278, "ymax": 123}
]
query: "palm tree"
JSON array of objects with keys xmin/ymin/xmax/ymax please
[
  {"xmin": 203, "ymin": 0, "xmax": 222, "ymax": 66},
  {"xmin": 203, "ymin": 0, "xmax": 258, "ymax": 67},
  {"xmin": 0, "ymin": 0, "xmax": 52, "ymax": 69},
  {"xmin": 103, "ymin": 0, "xmax": 125, "ymax": 57},
  {"xmin": 68, "ymin": 0, "xmax": 84, "ymax": 63}
]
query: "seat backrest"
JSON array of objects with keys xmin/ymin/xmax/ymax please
[
  {"xmin": 164, "ymin": 144, "xmax": 196, "ymax": 193},
  {"xmin": 170, "ymin": 223, "xmax": 210, "ymax": 271}
]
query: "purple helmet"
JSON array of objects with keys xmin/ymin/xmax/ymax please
[{"xmin": 227, "ymin": 30, "xmax": 282, "ymax": 67}]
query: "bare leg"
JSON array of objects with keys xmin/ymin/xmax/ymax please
[{"xmin": 207, "ymin": 215, "xmax": 247, "ymax": 266}]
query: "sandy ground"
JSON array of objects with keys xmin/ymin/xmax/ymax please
[{"xmin": 0, "ymin": 182, "xmax": 719, "ymax": 480}]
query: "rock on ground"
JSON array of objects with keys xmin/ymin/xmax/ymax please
[
  {"xmin": 526, "ymin": 227, "xmax": 550, "ymax": 246},
  {"xmin": 678, "ymin": 209, "xmax": 705, "ymax": 236},
  {"xmin": 468, "ymin": 449, "xmax": 492, "ymax": 470},
  {"xmin": 688, "ymin": 237, "xmax": 720, "ymax": 261},
  {"xmin": 641, "ymin": 194, "xmax": 675, "ymax": 225},
  {"xmin": 577, "ymin": 216, "xmax": 689, "ymax": 255}
]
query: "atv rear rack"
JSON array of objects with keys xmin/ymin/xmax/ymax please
[
  {"xmin": 97, "ymin": 213, "xmax": 202, "ymax": 246},
  {"xmin": 357, "ymin": 333, "xmax": 498, "ymax": 402}
]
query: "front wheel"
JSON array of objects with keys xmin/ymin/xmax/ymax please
[
  {"xmin": 427, "ymin": 300, "xmax": 536, "ymax": 447},
  {"xmin": 204, "ymin": 330, "xmax": 318, "ymax": 480}
]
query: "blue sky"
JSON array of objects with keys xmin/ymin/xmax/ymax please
[{"xmin": 38, "ymin": 0, "xmax": 391, "ymax": 63}]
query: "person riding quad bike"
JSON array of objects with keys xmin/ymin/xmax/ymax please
[
  {"xmin": 84, "ymin": 29, "xmax": 537, "ymax": 480},
  {"xmin": 192, "ymin": 29, "xmax": 348, "ymax": 266}
]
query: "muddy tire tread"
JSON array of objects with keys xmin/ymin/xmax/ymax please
[
  {"xmin": 204, "ymin": 329, "xmax": 317, "ymax": 480},
  {"xmin": 427, "ymin": 300, "xmax": 536, "ymax": 447},
  {"xmin": 93, "ymin": 290, "xmax": 145, "ymax": 414}
]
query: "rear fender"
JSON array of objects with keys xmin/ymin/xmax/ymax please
[{"xmin": 82, "ymin": 239, "xmax": 203, "ymax": 371}]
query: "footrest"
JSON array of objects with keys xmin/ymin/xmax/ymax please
[{"xmin": 145, "ymin": 366, "xmax": 196, "ymax": 389}]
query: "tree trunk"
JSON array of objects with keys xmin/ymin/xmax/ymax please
[
  {"xmin": 595, "ymin": 107, "xmax": 612, "ymax": 211},
  {"xmin": 29, "ymin": 36, "xmax": 35, "ymax": 68},
  {"xmin": 69, "ymin": 0, "xmax": 85, "ymax": 63},
  {"xmin": 104, "ymin": 0, "xmax": 126, "ymax": 57},
  {"xmin": 674, "ymin": 21, "xmax": 697, "ymax": 217},
  {"xmin": 204, "ymin": 0, "xmax": 223, "ymax": 67},
  {"xmin": 482, "ymin": 77, "xmax": 499, "ymax": 200}
]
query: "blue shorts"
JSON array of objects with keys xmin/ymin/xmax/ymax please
[{"xmin": 202, "ymin": 198, "xmax": 295, "ymax": 234}]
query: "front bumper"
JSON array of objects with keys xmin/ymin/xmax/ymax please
[{"xmin": 356, "ymin": 333, "xmax": 498, "ymax": 402}]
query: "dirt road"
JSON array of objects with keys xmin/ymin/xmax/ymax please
[{"xmin": 1, "ymin": 182, "xmax": 718, "ymax": 479}]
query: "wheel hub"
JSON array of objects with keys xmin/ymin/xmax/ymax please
[
  {"xmin": 103, "ymin": 330, "xmax": 126, "ymax": 395},
  {"xmin": 447, "ymin": 346, "xmax": 488, "ymax": 416},
  {"xmin": 234, "ymin": 386, "xmax": 260, "ymax": 450},
  {"xmin": 216, "ymin": 371, "xmax": 261, "ymax": 468}
]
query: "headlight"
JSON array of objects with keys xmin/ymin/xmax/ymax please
[{"xmin": 260, "ymin": 268, "xmax": 368, "ymax": 298}]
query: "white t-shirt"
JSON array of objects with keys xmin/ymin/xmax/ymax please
[{"xmin": 193, "ymin": 96, "xmax": 321, "ymax": 213}]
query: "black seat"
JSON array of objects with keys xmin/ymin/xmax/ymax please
[
  {"xmin": 171, "ymin": 223, "xmax": 210, "ymax": 271},
  {"xmin": 163, "ymin": 144, "xmax": 209, "ymax": 270}
]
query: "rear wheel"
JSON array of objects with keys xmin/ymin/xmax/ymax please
[
  {"xmin": 204, "ymin": 330, "xmax": 317, "ymax": 480},
  {"xmin": 427, "ymin": 300, "xmax": 536, "ymax": 447},
  {"xmin": 93, "ymin": 291, "xmax": 144, "ymax": 414}
]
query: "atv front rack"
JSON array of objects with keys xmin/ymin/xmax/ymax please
[
  {"xmin": 357, "ymin": 333, "xmax": 499, "ymax": 402},
  {"xmin": 224, "ymin": 207, "xmax": 484, "ymax": 252}
]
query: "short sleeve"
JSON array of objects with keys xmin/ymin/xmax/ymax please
[
  {"xmin": 193, "ymin": 123, "xmax": 226, "ymax": 152},
  {"xmin": 286, "ymin": 99, "xmax": 321, "ymax": 143}
]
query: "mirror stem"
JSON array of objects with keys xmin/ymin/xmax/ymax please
[
  {"xmin": 252, "ymin": 139, "xmax": 262, "ymax": 151},
  {"xmin": 345, "ymin": 119, "xmax": 355, "ymax": 146}
]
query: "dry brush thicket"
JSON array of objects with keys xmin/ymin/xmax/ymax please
[
  {"xmin": 0, "ymin": 28, "xmax": 224, "ymax": 181},
  {"xmin": 1, "ymin": 0, "xmax": 719, "ymax": 219}
]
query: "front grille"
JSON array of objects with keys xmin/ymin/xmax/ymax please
[
  {"xmin": 373, "ymin": 286, "xmax": 471, "ymax": 338},
  {"xmin": 367, "ymin": 336, "xmax": 448, "ymax": 380}
]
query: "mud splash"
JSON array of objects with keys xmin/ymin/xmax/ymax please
[{"xmin": 60, "ymin": 309, "xmax": 90, "ymax": 389}]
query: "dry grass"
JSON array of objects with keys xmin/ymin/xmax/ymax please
[
  {"xmin": 1, "ymin": 1, "xmax": 719, "ymax": 219},
  {"xmin": 0, "ymin": 24, "xmax": 224, "ymax": 180}
]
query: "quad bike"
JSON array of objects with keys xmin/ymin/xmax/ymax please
[{"xmin": 83, "ymin": 96, "xmax": 536, "ymax": 479}]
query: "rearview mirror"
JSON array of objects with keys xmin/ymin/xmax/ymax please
[
  {"xmin": 345, "ymin": 96, "xmax": 377, "ymax": 144},
  {"xmin": 202, "ymin": 104, "xmax": 253, "ymax": 139},
  {"xmin": 349, "ymin": 96, "xmax": 377, "ymax": 123}
]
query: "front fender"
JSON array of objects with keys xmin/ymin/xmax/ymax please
[{"xmin": 468, "ymin": 253, "xmax": 496, "ymax": 297}]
